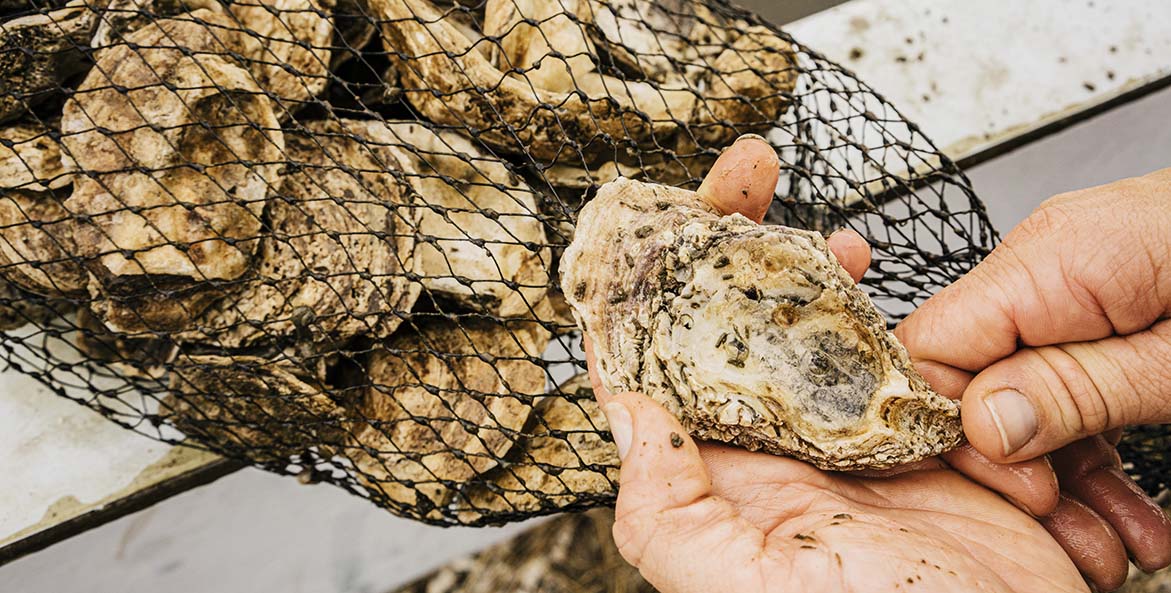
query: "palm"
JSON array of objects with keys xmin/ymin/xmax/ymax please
[{"xmin": 693, "ymin": 444, "xmax": 1088, "ymax": 593}]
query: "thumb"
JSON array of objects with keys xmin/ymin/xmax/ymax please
[
  {"xmin": 961, "ymin": 318, "xmax": 1171, "ymax": 463},
  {"xmin": 601, "ymin": 392, "xmax": 765, "ymax": 593}
]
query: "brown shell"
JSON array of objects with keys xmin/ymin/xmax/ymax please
[
  {"xmin": 89, "ymin": 0, "xmax": 224, "ymax": 48},
  {"xmin": 60, "ymin": 10, "xmax": 284, "ymax": 332},
  {"xmin": 0, "ymin": 190, "xmax": 87, "ymax": 296},
  {"xmin": 74, "ymin": 307, "xmax": 177, "ymax": 378},
  {"xmin": 560, "ymin": 178, "xmax": 962, "ymax": 470},
  {"xmin": 345, "ymin": 316, "xmax": 549, "ymax": 519},
  {"xmin": 0, "ymin": 4, "xmax": 95, "ymax": 123},
  {"xmin": 181, "ymin": 119, "xmax": 419, "ymax": 348},
  {"xmin": 340, "ymin": 119, "xmax": 549, "ymax": 317},
  {"xmin": 165, "ymin": 354, "xmax": 346, "ymax": 463},
  {"xmin": 369, "ymin": 0, "xmax": 795, "ymax": 164},
  {"xmin": 0, "ymin": 119, "xmax": 70, "ymax": 192},
  {"xmin": 0, "ymin": 281, "xmax": 67, "ymax": 330},
  {"xmin": 230, "ymin": 0, "xmax": 334, "ymax": 120},
  {"xmin": 457, "ymin": 373, "xmax": 618, "ymax": 522}
]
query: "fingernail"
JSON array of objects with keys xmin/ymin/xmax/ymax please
[
  {"xmin": 983, "ymin": 389, "xmax": 1038, "ymax": 457},
  {"xmin": 602, "ymin": 402, "xmax": 633, "ymax": 460},
  {"xmin": 733, "ymin": 133, "xmax": 768, "ymax": 146}
]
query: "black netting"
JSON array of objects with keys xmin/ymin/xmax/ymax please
[{"xmin": 2, "ymin": 0, "xmax": 1160, "ymax": 526}]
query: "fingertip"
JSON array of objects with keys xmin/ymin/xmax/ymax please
[
  {"xmin": 1040, "ymin": 495, "xmax": 1129, "ymax": 592},
  {"xmin": 696, "ymin": 135, "xmax": 779, "ymax": 223},
  {"xmin": 826, "ymin": 228, "xmax": 871, "ymax": 283},
  {"xmin": 582, "ymin": 335, "xmax": 615, "ymax": 404},
  {"xmin": 960, "ymin": 392, "xmax": 1018, "ymax": 464},
  {"xmin": 943, "ymin": 444, "xmax": 1060, "ymax": 517}
]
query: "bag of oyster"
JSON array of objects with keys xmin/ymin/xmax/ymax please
[{"xmin": 4, "ymin": 0, "xmax": 1163, "ymax": 527}]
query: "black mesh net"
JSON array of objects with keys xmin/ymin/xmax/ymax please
[{"xmin": 2, "ymin": 0, "xmax": 1162, "ymax": 526}]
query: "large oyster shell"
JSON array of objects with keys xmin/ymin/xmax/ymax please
[
  {"xmin": 560, "ymin": 178, "xmax": 962, "ymax": 470},
  {"xmin": 338, "ymin": 119, "xmax": 549, "ymax": 316},
  {"xmin": 60, "ymin": 10, "xmax": 284, "ymax": 332},
  {"xmin": 346, "ymin": 316, "xmax": 548, "ymax": 519},
  {"xmin": 0, "ymin": 118, "xmax": 70, "ymax": 192},
  {"xmin": 180, "ymin": 119, "xmax": 418, "ymax": 348},
  {"xmin": 229, "ymin": 0, "xmax": 334, "ymax": 120},
  {"xmin": 457, "ymin": 373, "xmax": 618, "ymax": 522},
  {"xmin": 0, "ymin": 2, "xmax": 96, "ymax": 123},
  {"xmin": 165, "ymin": 354, "xmax": 346, "ymax": 463},
  {"xmin": 0, "ymin": 189, "xmax": 86, "ymax": 296}
]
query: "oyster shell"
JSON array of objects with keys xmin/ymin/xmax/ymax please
[
  {"xmin": 0, "ymin": 190, "xmax": 86, "ymax": 296},
  {"xmin": 0, "ymin": 118, "xmax": 70, "ymax": 192},
  {"xmin": 369, "ymin": 0, "xmax": 795, "ymax": 165},
  {"xmin": 229, "ymin": 0, "xmax": 334, "ymax": 120},
  {"xmin": 60, "ymin": 10, "xmax": 284, "ymax": 332},
  {"xmin": 0, "ymin": 281, "xmax": 65, "ymax": 330},
  {"xmin": 339, "ymin": 119, "xmax": 549, "ymax": 316},
  {"xmin": 0, "ymin": 2, "xmax": 96, "ymax": 123},
  {"xmin": 560, "ymin": 178, "xmax": 962, "ymax": 470},
  {"xmin": 346, "ymin": 316, "xmax": 548, "ymax": 518},
  {"xmin": 165, "ymin": 354, "xmax": 346, "ymax": 463},
  {"xmin": 182, "ymin": 119, "xmax": 419, "ymax": 348},
  {"xmin": 458, "ymin": 373, "xmax": 618, "ymax": 522},
  {"xmin": 74, "ymin": 307, "xmax": 177, "ymax": 378},
  {"xmin": 89, "ymin": 0, "xmax": 222, "ymax": 48}
]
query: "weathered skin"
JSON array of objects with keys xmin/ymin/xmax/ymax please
[
  {"xmin": 339, "ymin": 119, "xmax": 549, "ymax": 316},
  {"xmin": 368, "ymin": 0, "xmax": 796, "ymax": 165},
  {"xmin": 165, "ymin": 354, "xmax": 346, "ymax": 463},
  {"xmin": 180, "ymin": 119, "xmax": 418, "ymax": 348},
  {"xmin": 561, "ymin": 178, "xmax": 962, "ymax": 470},
  {"xmin": 458, "ymin": 373, "xmax": 618, "ymax": 522},
  {"xmin": 346, "ymin": 316, "xmax": 548, "ymax": 519},
  {"xmin": 61, "ymin": 10, "xmax": 284, "ymax": 332},
  {"xmin": 0, "ymin": 2, "xmax": 96, "ymax": 123}
]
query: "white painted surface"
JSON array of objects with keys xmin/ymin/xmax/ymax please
[
  {"xmin": 788, "ymin": 0, "xmax": 1171, "ymax": 161},
  {"xmin": 4, "ymin": 0, "xmax": 1171, "ymax": 591}
]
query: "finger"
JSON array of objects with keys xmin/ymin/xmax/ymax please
[
  {"xmin": 695, "ymin": 134, "xmax": 779, "ymax": 223},
  {"xmin": 1103, "ymin": 428, "xmax": 1123, "ymax": 446},
  {"xmin": 582, "ymin": 335, "xmax": 615, "ymax": 406},
  {"xmin": 826, "ymin": 228, "xmax": 871, "ymax": 283},
  {"xmin": 602, "ymin": 392, "xmax": 767, "ymax": 593},
  {"xmin": 1039, "ymin": 495, "xmax": 1129, "ymax": 592},
  {"xmin": 960, "ymin": 320, "xmax": 1171, "ymax": 463},
  {"xmin": 942, "ymin": 444, "xmax": 1060, "ymax": 517},
  {"xmin": 1052, "ymin": 437, "xmax": 1171, "ymax": 573}
]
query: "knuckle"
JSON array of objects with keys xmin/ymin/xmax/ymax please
[{"xmin": 1037, "ymin": 346, "xmax": 1112, "ymax": 435}]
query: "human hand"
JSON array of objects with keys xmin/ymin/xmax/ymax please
[
  {"xmin": 896, "ymin": 169, "xmax": 1171, "ymax": 584},
  {"xmin": 586, "ymin": 136, "xmax": 1099, "ymax": 593}
]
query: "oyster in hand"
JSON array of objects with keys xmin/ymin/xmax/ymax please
[{"xmin": 560, "ymin": 178, "xmax": 961, "ymax": 470}]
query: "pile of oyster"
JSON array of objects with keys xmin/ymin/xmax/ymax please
[{"xmin": 0, "ymin": 0, "xmax": 797, "ymax": 520}]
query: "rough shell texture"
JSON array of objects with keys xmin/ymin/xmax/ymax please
[
  {"xmin": 181, "ymin": 119, "xmax": 418, "ymax": 348},
  {"xmin": 74, "ymin": 307, "xmax": 177, "ymax": 378},
  {"xmin": 458, "ymin": 373, "xmax": 618, "ymax": 523},
  {"xmin": 89, "ymin": 0, "xmax": 222, "ymax": 48},
  {"xmin": 229, "ymin": 0, "xmax": 334, "ymax": 120},
  {"xmin": 60, "ymin": 10, "xmax": 284, "ymax": 332},
  {"xmin": 0, "ymin": 119, "xmax": 70, "ymax": 192},
  {"xmin": 0, "ymin": 281, "xmax": 66, "ymax": 330},
  {"xmin": 346, "ymin": 316, "xmax": 548, "ymax": 519},
  {"xmin": 0, "ymin": 4, "xmax": 95, "ymax": 123},
  {"xmin": 341, "ymin": 119, "xmax": 549, "ymax": 316},
  {"xmin": 370, "ymin": 0, "xmax": 795, "ymax": 165},
  {"xmin": 560, "ymin": 178, "xmax": 962, "ymax": 470},
  {"xmin": 0, "ymin": 190, "xmax": 87, "ymax": 296},
  {"xmin": 165, "ymin": 354, "xmax": 346, "ymax": 463}
]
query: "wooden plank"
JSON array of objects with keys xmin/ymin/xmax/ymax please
[{"xmin": 3, "ymin": 0, "xmax": 1171, "ymax": 563}]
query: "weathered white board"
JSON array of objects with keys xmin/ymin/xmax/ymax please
[{"xmin": 2, "ymin": 0, "xmax": 1171, "ymax": 567}]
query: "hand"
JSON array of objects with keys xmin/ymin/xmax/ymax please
[
  {"xmin": 897, "ymin": 169, "xmax": 1171, "ymax": 582},
  {"xmin": 587, "ymin": 136, "xmax": 1096, "ymax": 593}
]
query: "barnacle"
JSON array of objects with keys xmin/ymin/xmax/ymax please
[
  {"xmin": 561, "ymin": 178, "xmax": 962, "ymax": 470},
  {"xmin": 60, "ymin": 10, "xmax": 284, "ymax": 332}
]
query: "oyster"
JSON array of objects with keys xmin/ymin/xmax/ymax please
[
  {"xmin": 89, "ymin": 0, "xmax": 222, "ymax": 48},
  {"xmin": 182, "ymin": 119, "xmax": 419, "ymax": 348},
  {"xmin": 0, "ymin": 281, "xmax": 65, "ymax": 330},
  {"xmin": 0, "ymin": 2, "xmax": 96, "ymax": 123},
  {"xmin": 560, "ymin": 178, "xmax": 962, "ymax": 470},
  {"xmin": 165, "ymin": 354, "xmax": 346, "ymax": 463},
  {"xmin": 74, "ymin": 307, "xmax": 177, "ymax": 378},
  {"xmin": 0, "ymin": 118, "xmax": 70, "ymax": 192},
  {"xmin": 346, "ymin": 316, "xmax": 548, "ymax": 519},
  {"xmin": 368, "ymin": 0, "xmax": 795, "ymax": 164},
  {"xmin": 0, "ymin": 190, "xmax": 86, "ymax": 296},
  {"xmin": 229, "ymin": 0, "xmax": 334, "ymax": 120},
  {"xmin": 339, "ymin": 119, "xmax": 549, "ymax": 316},
  {"xmin": 60, "ymin": 10, "xmax": 284, "ymax": 332},
  {"xmin": 458, "ymin": 373, "xmax": 618, "ymax": 521}
]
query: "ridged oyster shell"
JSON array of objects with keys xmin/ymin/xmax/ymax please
[{"xmin": 560, "ymin": 178, "xmax": 962, "ymax": 470}]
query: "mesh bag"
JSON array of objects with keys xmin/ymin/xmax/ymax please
[{"xmin": 1, "ymin": 0, "xmax": 1162, "ymax": 525}]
